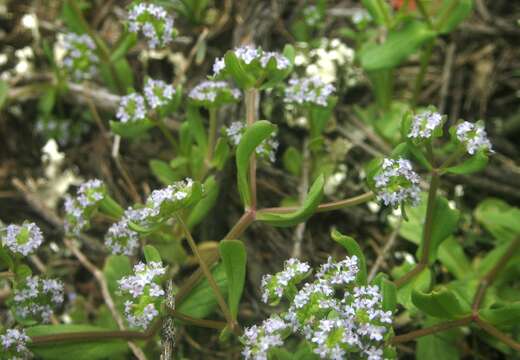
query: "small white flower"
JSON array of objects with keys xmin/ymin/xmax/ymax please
[
  {"xmin": 64, "ymin": 179, "xmax": 105, "ymax": 235},
  {"xmin": 212, "ymin": 57, "xmax": 225, "ymax": 76},
  {"xmin": 4, "ymin": 222, "xmax": 43, "ymax": 256},
  {"xmin": 456, "ymin": 121, "xmax": 493, "ymax": 155},
  {"xmin": 13, "ymin": 276, "xmax": 64, "ymax": 323},
  {"xmin": 119, "ymin": 261, "xmax": 166, "ymax": 329},
  {"xmin": 1, "ymin": 328, "xmax": 32, "ymax": 359},
  {"xmin": 128, "ymin": 3, "xmax": 175, "ymax": 49},
  {"xmin": 234, "ymin": 46, "xmax": 260, "ymax": 64},
  {"xmin": 105, "ymin": 220, "xmax": 140, "ymax": 256},
  {"xmin": 409, "ymin": 110, "xmax": 443, "ymax": 139},
  {"xmin": 188, "ymin": 80, "xmax": 241, "ymax": 104},
  {"xmin": 284, "ymin": 76, "xmax": 335, "ymax": 106},
  {"xmin": 373, "ymin": 158, "xmax": 421, "ymax": 207},
  {"xmin": 260, "ymin": 52, "xmax": 290, "ymax": 70},
  {"xmin": 241, "ymin": 316, "xmax": 289, "ymax": 360},
  {"xmin": 144, "ymin": 78, "xmax": 175, "ymax": 109},
  {"xmin": 117, "ymin": 93, "xmax": 147, "ymax": 123},
  {"xmin": 261, "ymin": 258, "xmax": 310, "ymax": 304},
  {"xmin": 61, "ymin": 32, "xmax": 99, "ymax": 81},
  {"xmin": 316, "ymin": 255, "xmax": 358, "ymax": 286}
]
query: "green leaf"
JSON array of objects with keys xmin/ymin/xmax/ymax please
[
  {"xmin": 187, "ymin": 176, "xmax": 220, "ymax": 229},
  {"xmin": 27, "ymin": 324, "xmax": 128, "ymax": 360},
  {"xmin": 0, "ymin": 80, "xmax": 8, "ymax": 110},
  {"xmin": 398, "ymin": 193, "xmax": 460, "ymax": 264},
  {"xmin": 236, "ymin": 120, "xmax": 276, "ymax": 207},
  {"xmin": 479, "ymin": 302, "xmax": 520, "ymax": 327},
  {"xmin": 372, "ymin": 273, "xmax": 397, "ymax": 312},
  {"xmin": 98, "ymin": 195, "xmax": 124, "ymax": 218},
  {"xmin": 360, "ymin": 20, "xmax": 436, "ymax": 71},
  {"xmin": 110, "ymin": 119, "xmax": 154, "ymax": 138},
  {"xmin": 186, "ymin": 105, "xmax": 208, "ymax": 151},
  {"xmin": 412, "ymin": 287, "xmax": 469, "ymax": 319},
  {"xmin": 219, "ymin": 240, "xmax": 247, "ymax": 321},
  {"xmin": 282, "ymin": 146, "xmax": 302, "ymax": 176},
  {"xmin": 103, "ymin": 255, "xmax": 132, "ymax": 313},
  {"xmin": 224, "ymin": 51, "xmax": 256, "ymax": 89},
  {"xmin": 445, "ymin": 151, "xmax": 488, "ymax": 175},
  {"xmin": 437, "ymin": 237, "xmax": 472, "ymax": 279},
  {"xmin": 417, "ymin": 318, "xmax": 461, "ymax": 360},
  {"xmin": 150, "ymin": 159, "xmax": 177, "ymax": 185},
  {"xmin": 61, "ymin": 1, "xmax": 89, "ymax": 34},
  {"xmin": 212, "ymin": 138, "xmax": 230, "ymax": 170},
  {"xmin": 177, "ymin": 262, "xmax": 228, "ymax": 319},
  {"xmin": 0, "ymin": 246, "xmax": 14, "ymax": 270},
  {"xmin": 143, "ymin": 245, "xmax": 162, "ymax": 263},
  {"xmin": 436, "ymin": 0, "xmax": 474, "ymax": 34},
  {"xmin": 331, "ymin": 230, "xmax": 367, "ymax": 285},
  {"xmin": 110, "ymin": 32, "xmax": 137, "ymax": 62},
  {"xmin": 361, "ymin": 0, "xmax": 391, "ymax": 25},
  {"xmin": 474, "ymin": 198, "xmax": 520, "ymax": 243},
  {"xmin": 392, "ymin": 263, "xmax": 431, "ymax": 312},
  {"xmin": 15, "ymin": 264, "xmax": 32, "ymax": 280},
  {"xmin": 256, "ymin": 174, "xmax": 324, "ymax": 227}
]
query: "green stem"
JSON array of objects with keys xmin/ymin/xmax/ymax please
[
  {"xmin": 376, "ymin": 0, "xmax": 392, "ymax": 28},
  {"xmin": 257, "ymin": 192, "xmax": 375, "ymax": 215},
  {"xmin": 206, "ymin": 107, "xmax": 218, "ymax": 164},
  {"xmin": 391, "ymin": 315, "xmax": 472, "ymax": 344},
  {"xmin": 412, "ymin": 39, "xmax": 435, "ymax": 107},
  {"xmin": 175, "ymin": 214, "xmax": 236, "ymax": 333},
  {"xmin": 154, "ymin": 118, "xmax": 178, "ymax": 153},
  {"xmin": 245, "ymin": 89, "xmax": 258, "ymax": 210},
  {"xmin": 475, "ymin": 317, "xmax": 520, "ymax": 352},
  {"xmin": 416, "ymin": 0, "xmax": 434, "ymax": 28},
  {"xmin": 223, "ymin": 210, "xmax": 256, "ymax": 240}
]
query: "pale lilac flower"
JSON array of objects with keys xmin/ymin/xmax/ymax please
[
  {"xmin": 373, "ymin": 158, "xmax": 421, "ymax": 207},
  {"xmin": 144, "ymin": 78, "xmax": 175, "ymax": 109},
  {"xmin": 284, "ymin": 76, "xmax": 335, "ymax": 106},
  {"xmin": 456, "ymin": 121, "xmax": 493, "ymax": 155},
  {"xmin": 261, "ymin": 258, "xmax": 310, "ymax": 304},
  {"xmin": 409, "ymin": 110, "xmax": 443, "ymax": 139},
  {"xmin": 241, "ymin": 316, "xmax": 289, "ymax": 360},
  {"xmin": 105, "ymin": 220, "xmax": 139, "ymax": 256},
  {"xmin": 116, "ymin": 93, "xmax": 147, "ymax": 123},
  {"xmin": 128, "ymin": 3, "xmax": 175, "ymax": 49},
  {"xmin": 4, "ymin": 222, "xmax": 43, "ymax": 256},
  {"xmin": 1, "ymin": 328, "xmax": 32, "ymax": 359},
  {"xmin": 61, "ymin": 32, "xmax": 99, "ymax": 81},
  {"xmin": 13, "ymin": 276, "xmax": 64, "ymax": 323},
  {"xmin": 188, "ymin": 80, "xmax": 241, "ymax": 104}
]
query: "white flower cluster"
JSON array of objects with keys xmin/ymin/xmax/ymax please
[
  {"xmin": 456, "ymin": 121, "xmax": 493, "ymax": 155},
  {"xmin": 188, "ymin": 80, "xmax": 241, "ymax": 104},
  {"xmin": 128, "ymin": 3, "xmax": 175, "ymax": 49},
  {"xmin": 4, "ymin": 222, "xmax": 43, "ymax": 256},
  {"xmin": 242, "ymin": 316, "xmax": 289, "ymax": 360},
  {"xmin": 13, "ymin": 276, "xmax": 64, "ymax": 323},
  {"xmin": 118, "ymin": 262, "xmax": 166, "ymax": 329},
  {"xmin": 261, "ymin": 258, "xmax": 310, "ymax": 304},
  {"xmin": 284, "ymin": 76, "xmax": 335, "ymax": 106},
  {"xmin": 1, "ymin": 328, "xmax": 32, "ymax": 359},
  {"xmin": 105, "ymin": 220, "xmax": 139, "ymax": 256},
  {"xmin": 212, "ymin": 46, "xmax": 290, "ymax": 76},
  {"xmin": 373, "ymin": 158, "xmax": 421, "ymax": 207},
  {"xmin": 408, "ymin": 110, "xmax": 443, "ymax": 139},
  {"xmin": 105, "ymin": 179, "xmax": 193, "ymax": 254},
  {"xmin": 226, "ymin": 122, "xmax": 279, "ymax": 162},
  {"xmin": 64, "ymin": 179, "xmax": 105, "ymax": 235},
  {"xmin": 242, "ymin": 256, "xmax": 393, "ymax": 360},
  {"xmin": 61, "ymin": 32, "xmax": 99, "ymax": 81},
  {"xmin": 116, "ymin": 93, "xmax": 147, "ymax": 123},
  {"xmin": 144, "ymin": 78, "xmax": 175, "ymax": 109}
]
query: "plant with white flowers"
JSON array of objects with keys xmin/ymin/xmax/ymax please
[
  {"xmin": 127, "ymin": 3, "xmax": 176, "ymax": 49},
  {"xmin": 60, "ymin": 32, "xmax": 99, "ymax": 81}
]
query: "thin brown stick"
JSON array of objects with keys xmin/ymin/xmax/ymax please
[{"xmin": 391, "ymin": 316, "xmax": 472, "ymax": 344}]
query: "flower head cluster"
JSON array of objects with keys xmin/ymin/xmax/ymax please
[
  {"xmin": 3, "ymin": 222, "xmax": 43, "ymax": 256},
  {"xmin": 64, "ymin": 179, "xmax": 106, "ymax": 235},
  {"xmin": 241, "ymin": 316, "xmax": 289, "ymax": 360},
  {"xmin": 118, "ymin": 261, "xmax": 166, "ymax": 329},
  {"xmin": 128, "ymin": 3, "xmax": 175, "ymax": 49},
  {"xmin": 116, "ymin": 93, "xmax": 147, "ymax": 123},
  {"xmin": 226, "ymin": 122, "xmax": 279, "ymax": 162},
  {"xmin": 242, "ymin": 256, "xmax": 394, "ymax": 360},
  {"xmin": 61, "ymin": 32, "xmax": 99, "ymax": 81},
  {"xmin": 144, "ymin": 78, "xmax": 175, "ymax": 109},
  {"xmin": 105, "ymin": 219, "xmax": 139, "ymax": 256},
  {"xmin": 373, "ymin": 158, "xmax": 421, "ymax": 207},
  {"xmin": 105, "ymin": 179, "xmax": 193, "ymax": 254},
  {"xmin": 261, "ymin": 258, "xmax": 310, "ymax": 304},
  {"xmin": 456, "ymin": 121, "xmax": 493, "ymax": 155},
  {"xmin": 408, "ymin": 110, "xmax": 443, "ymax": 140},
  {"xmin": 1, "ymin": 328, "xmax": 32, "ymax": 359},
  {"xmin": 188, "ymin": 80, "xmax": 241, "ymax": 106},
  {"xmin": 284, "ymin": 76, "xmax": 335, "ymax": 107},
  {"xmin": 212, "ymin": 46, "xmax": 290, "ymax": 77},
  {"xmin": 13, "ymin": 276, "xmax": 64, "ymax": 323}
]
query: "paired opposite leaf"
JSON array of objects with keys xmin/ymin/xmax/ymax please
[
  {"xmin": 412, "ymin": 287, "xmax": 469, "ymax": 319},
  {"xmin": 27, "ymin": 324, "xmax": 128, "ymax": 360},
  {"xmin": 236, "ymin": 120, "xmax": 276, "ymax": 207},
  {"xmin": 187, "ymin": 176, "xmax": 220, "ymax": 229},
  {"xmin": 143, "ymin": 245, "xmax": 162, "ymax": 263},
  {"xmin": 256, "ymin": 174, "xmax": 324, "ymax": 227},
  {"xmin": 331, "ymin": 230, "xmax": 367, "ymax": 285},
  {"xmin": 219, "ymin": 240, "xmax": 247, "ymax": 321}
]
